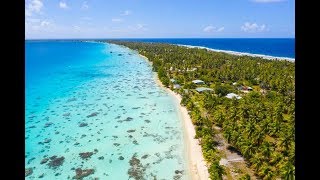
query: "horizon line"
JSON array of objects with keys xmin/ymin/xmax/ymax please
[{"xmin": 25, "ymin": 37, "xmax": 295, "ymax": 40}]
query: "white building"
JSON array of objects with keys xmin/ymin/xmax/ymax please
[
  {"xmin": 225, "ymin": 93, "xmax": 242, "ymax": 99},
  {"xmin": 192, "ymin": 79, "xmax": 205, "ymax": 85}
]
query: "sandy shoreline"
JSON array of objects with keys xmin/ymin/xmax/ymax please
[
  {"xmin": 139, "ymin": 54, "xmax": 210, "ymax": 180},
  {"xmin": 177, "ymin": 44, "xmax": 295, "ymax": 62}
]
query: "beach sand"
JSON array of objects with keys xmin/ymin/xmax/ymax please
[
  {"xmin": 178, "ymin": 44, "xmax": 295, "ymax": 62},
  {"xmin": 139, "ymin": 54, "xmax": 210, "ymax": 180}
]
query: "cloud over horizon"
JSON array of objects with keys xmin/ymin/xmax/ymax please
[
  {"xmin": 203, "ymin": 25, "xmax": 225, "ymax": 33},
  {"xmin": 241, "ymin": 22, "xmax": 268, "ymax": 32},
  {"xmin": 25, "ymin": 0, "xmax": 43, "ymax": 17},
  {"xmin": 59, "ymin": 2, "xmax": 68, "ymax": 9},
  {"xmin": 81, "ymin": 1, "xmax": 89, "ymax": 10}
]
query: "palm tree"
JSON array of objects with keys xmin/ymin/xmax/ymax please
[
  {"xmin": 242, "ymin": 141, "xmax": 256, "ymax": 159},
  {"xmin": 258, "ymin": 163, "xmax": 274, "ymax": 180},
  {"xmin": 209, "ymin": 161, "xmax": 225, "ymax": 180},
  {"xmin": 261, "ymin": 141, "xmax": 273, "ymax": 158},
  {"xmin": 280, "ymin": 162, "xmax": 295, "ymax": 180},
  {"xmin": 250, "ymin": 153, "xmax": 264, "ymax": 171}
]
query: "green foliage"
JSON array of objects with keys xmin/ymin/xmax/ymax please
[
  {"xmin": 107, "ymin": 40, "xmax": 295, "ymax": 179},
  {"xmin": 215, "ymin": 85, "xmax": 231, "ymax": 96},
  {"xmin": 209, "ymin": 161, "xmax": 225, "ymax": 180},
  {"xmin": 239, "ymin": 174, "xmax": 251, "ymax": 180}
]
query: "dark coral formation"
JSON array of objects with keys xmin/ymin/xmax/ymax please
[
  {"xmin": 27, "ymin": 157, "xmax": 35, "ymax": 164},
  {"xmin": 118, "ymin": 156, "xmax": 124, "ymax": 160},
  {"xmin": 47, "ymin": 156, "xmax": 65, "ymax": 169},
  {"xmin": 67, "ymin": 97, "xmax": 77, "ymax": 102},
  {"xmin": 127, "ymin": 153, "xmax": 149, "ymax": 180},
  {"xmin": 132, "ymin": 140, "xmax": 139, "ymax": 145},
  {"xmin": 44, "ymin": 122, "xmax": 53, "ymax": 128},
  {"xmin": 175, "ymin": 170, "xmax": 184, "ymax": 174},
  {"xmin": 141, "ymin": 154, "xmax": 149, "ymax": 159},
  {"xmin": 86, "ymin": 112, "xmax": 99, "ymax": 118},
  {"xmin": 43, "ymin": 138, "xmax": 51, "ymax": 143},
  {"xmin": 63, "ymin": 113, "xmax": 71, "ymax": 117},
  {"xmin": 73, "ymin": 168, "xmax": 95, "ymax": 179},
  {"xmin": 79, "ymin": 122, "xmax": 88, "ymax": 127},
  {"xmin": 125, "ymin": 117, "xmax": 133, "ymax": 121},
  {"xmin": 40, "ymin": 158, "xmax": 49, "ymax": 164},
  {"xmin": 173, "ymin": 174, "xmax": 182, "ymax": 180},
  {"xmin": 127, "ymin": 129, "xmax": 136, "ymax": 133},
  {"xmin": 25, "ymin": 168, "xmax": 33, "ymax": 177},
  {"xmin": 79, "ymin": 152, "xmax": 94, "ymax": 160}
]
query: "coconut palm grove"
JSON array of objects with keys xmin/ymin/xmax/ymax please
[{"xmin": 107, "ymin": 40, "xmax": 295, "ymax": 179}]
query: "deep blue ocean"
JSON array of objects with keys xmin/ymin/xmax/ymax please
[{"xmin": 111, "ymin": 38, "xmax": 295, "ymax": 59}]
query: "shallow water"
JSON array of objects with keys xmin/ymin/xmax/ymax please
[{"xmin": 25, "ymin": 41, "xmax": 189, "ymax": 179}]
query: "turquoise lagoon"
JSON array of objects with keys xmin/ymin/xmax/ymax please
[{"xmin": 25, "ymin": 41, "xmax": 190, "ymax": 179}]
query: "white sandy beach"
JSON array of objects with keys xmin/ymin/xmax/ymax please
[
  {"xmin": 178, "ymin": 44, "xmax": 295, "ymax": 62},
  {"xmin": 139, "ymin": 54, "xmax": 210, "ymax": 180}
]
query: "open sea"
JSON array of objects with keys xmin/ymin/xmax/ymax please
[
  {"xmin": 113, "ymin": 38, "xmax": 295, "ymax": 59},
  {"xmin": 25, "ymin": 41, "xmax": 190, "ymax": 179}
]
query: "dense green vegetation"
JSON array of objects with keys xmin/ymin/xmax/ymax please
[{"xmin": 106, "ymin": 41, "xmax": 295, "ymax": 180}]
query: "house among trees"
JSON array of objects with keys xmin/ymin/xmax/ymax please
[
  {"xmin": 187, "ymin": 67, "xmax": 197, "ymax": 72},
  {"xmin": 170, "ymin": 78, "xmax": 176, "ymax": 83},
  {"xmin": 195, "ymin": 87, "xmax": 214, "ymax": 93},
  {"xmin": 237, "ymin": 85, "xmax": 253, "ymax": 93},
  {"xmin": 225, "ymin": 93, "xmax": 242, "ymax": 99},
  {"xmin": 192, "ymin": 79, "xmax": 205, "ymax": 85},
  {"xmin": 173, "ymin": 84, "xmax": 181, "ymax": 89}
]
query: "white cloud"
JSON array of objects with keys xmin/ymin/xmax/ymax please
[
  {"xmin": 129, "ymin": 24, "xmax": 148, "ymax": 31},
  {"xmin": 217, "ymin": 27, "xmax": 225, "ymax": 32},
  {"xmin": 73, "ymin": 25, "xmax": 81, "ymax": 32},
  {"xmin": 136, "ymin": 24, "xmax": 144, "ymax": 30},
  {"xmin": 112, "ymin": 18, "xmax": 123, "ymax": 22},
  {"xmin": 81, "ymin": 1, "xmax": 89, "ymax": 10},
  {"xmin": 26, "ymin": 19, "xmax": 55, "ymax": 35},
  {"xmin": 59, "ymin": 2, "xmax": 68, "ymax": 9},
  {"xmin": 203, "ymin": 25, "xmax": 214, "ymax": 32},
  {"xmin": 40, "ymin": 20, "xmax": 50, "ymax": 26},
  {"xmin": 252, "ymin": 0, "xmax": 286, "ymax": 2},
  {"xmin": 121, "ymin": 10, "xmax": 132, "ymax": 16},
  {"xmin": 203, "ymin": 25, "xmax": 225, "ymax": 32},
  {"xmin": 25, "ymin": 0, "xmax": 43, "ymax": 17},
  {"xmin": 241, "ymin": 22, "xmax": 268, "ymax": 32}
]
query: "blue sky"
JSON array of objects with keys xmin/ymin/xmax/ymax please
[{"xmin": 25, "ymin": 0, "xmax": 295, "ymax": 39}]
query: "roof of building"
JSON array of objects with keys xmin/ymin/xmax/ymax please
[
  {"xmin": 225, "ymin": 93, "xmax": 242, "ymax": 99},
  {"xmin": 192, "ymin": 79, "xmax": 204, "ymax": 84},
  {"xmin": 173, "ymin": 84, "xmax": 181, "ymax": 89},
  {"xmin": 196, "ymin": 87, "xmax": 214, "ymax": 92},
  {"xmin": 170, "ymin": 79, "xmax": 176, "ymax": 82}
]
